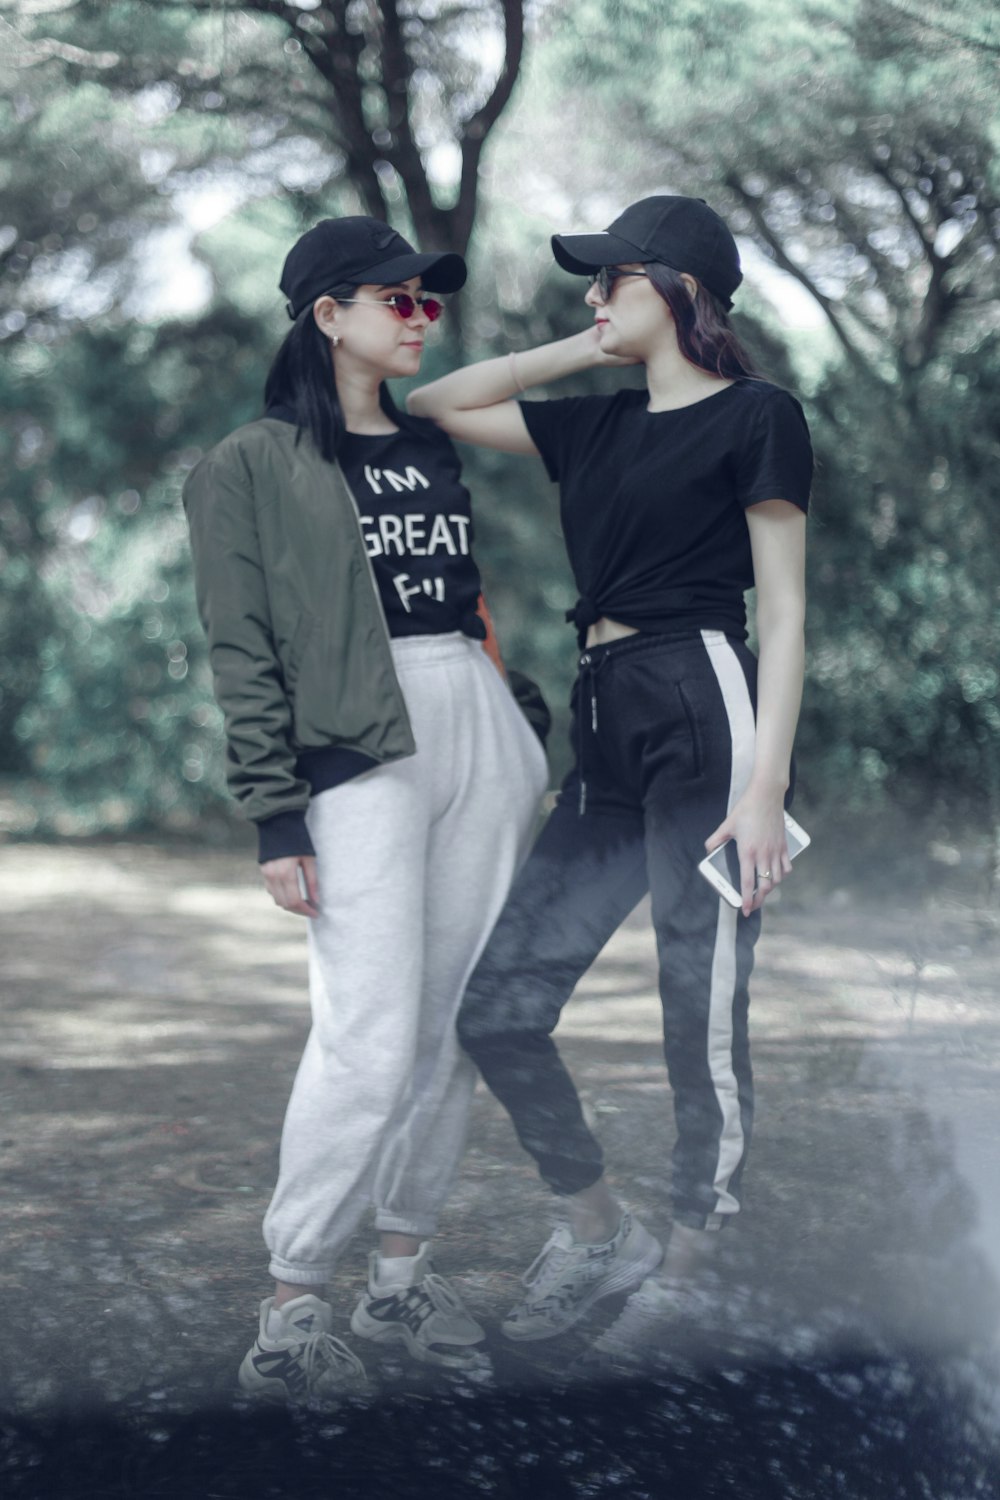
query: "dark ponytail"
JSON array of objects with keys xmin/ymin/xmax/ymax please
[
  {"xmin": 644, "ymin": 263, "xmax": 761, "ymax": 381},
  {"xmin": 262, "ymin": 286, "xmax": 431, "ymax": 463}
]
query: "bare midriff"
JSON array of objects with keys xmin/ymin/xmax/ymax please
[{"xmin": 585, "ymin": 617, "xmax": 640, "ymax": 648}]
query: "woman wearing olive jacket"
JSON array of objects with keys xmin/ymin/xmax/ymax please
[{"xmin": 183, "ymin": 217, "xmax": 547, "ymax": 1401}]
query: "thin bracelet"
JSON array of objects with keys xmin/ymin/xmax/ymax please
[{"xmin": 508, "ymin": 350, "xmax": 526, "ymax": 394}]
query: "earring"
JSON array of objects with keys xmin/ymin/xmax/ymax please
[{"xmin": 332, "ymin": 333, "xmax": 341, "ymax": 348}]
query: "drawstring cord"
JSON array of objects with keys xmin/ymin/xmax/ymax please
[
  {"xmin": 565, "ymin": 596, "xmax": 603, "ymax": 812},
  {"xmin": 567, "ymin": 598, "xmax": 602, "ymax": 813},
  {"xmin": 576, "ymin": 649, "xmax": 606, "ymax": 815}
]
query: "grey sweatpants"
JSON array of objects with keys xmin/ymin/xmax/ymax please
[{"xmin": 264, "ymin": 633, "xmax": 548, "ymax": 1285}]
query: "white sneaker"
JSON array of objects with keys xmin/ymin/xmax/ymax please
[
  {"xmin": 350, "ymin": 1243, "xmax": 488, "ymax": 1370},
  {"xmin": 237, "ymin": 1294, "xmax": 369, "ymax": 1404},
  {"xmin": 585, "ymin": 1276, "xmax": 684, "ymax": 1372},
  {"xmin": 585, "ymin": 1260, "xmax": 727, "ymax": 1375},
  {"xmin": 501, "ymin": 1211, "xmax": 663, "ymax": 1342}
]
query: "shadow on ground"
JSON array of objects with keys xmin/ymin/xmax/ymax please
[{"xmin": 4, "ymin": 1352, "xmax": 998, "ymax": 1500}]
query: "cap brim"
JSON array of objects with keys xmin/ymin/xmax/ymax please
[
  {"xmin": 551, "ymin": 231, "xmax": 648, "ymax": 275},
  {"xmin": 351, "ymin": 250, "xmax": 467, "ymax": 294}
]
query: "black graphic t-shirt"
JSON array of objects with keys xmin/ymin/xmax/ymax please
[
  {"xmin": 520, "ymin": 380, "xmax": 812, "ymax": 642},
  {"xmin": 264, "ymin": 404, "xmax": 483, "ymax": 639},
  {"xmin": 337, "ymin": 428, "xmax": 483, "ymax": 638}
]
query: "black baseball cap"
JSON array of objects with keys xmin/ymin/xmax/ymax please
[
  {"xmin": 280, "ymin": 216, "xmax": 467, "ymax": 320},
  {"xmin": 551, "ymin": 196, "xmax": 742, "ymax": 309}
]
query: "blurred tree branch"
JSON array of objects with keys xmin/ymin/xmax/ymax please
[
  {"xmin": 150, "ymin": 0, "xmax": 528, "ymax": 258},
  {"xmin": 722, "ymin": 171, "xmax": 878, "ymax": 377},
  {"xmin": 867, "ymin": 0, "xmax": 1000, "ymax": 56}
]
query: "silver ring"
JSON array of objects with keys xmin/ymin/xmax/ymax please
[{"xmin": 758, "ymin": 869, "xmax": 772, "ymax": 881}]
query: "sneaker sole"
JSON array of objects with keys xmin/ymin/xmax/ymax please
[
  {"xmin": 501, "ymin": 1232, "xmax": 665, "ymax": 1342},
  {"xmin": 349, "ymin": 1306, "xmax": 489, "ymax": 1371}
]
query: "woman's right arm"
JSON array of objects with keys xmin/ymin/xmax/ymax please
[{"xmin": 407, "ymin": 328, "xmax": 606, "ymax": 451}]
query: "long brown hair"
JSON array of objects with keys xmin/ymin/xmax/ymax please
[{"xmin": 644, "ymin": 263, "xmax": 761, "ymax": 380}]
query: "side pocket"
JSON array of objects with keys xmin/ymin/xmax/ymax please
[{"xmin": 676, "ymin": 682, "xmax": 704, "ymax": 778}]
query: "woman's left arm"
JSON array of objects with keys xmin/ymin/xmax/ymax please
[{"xmin": 705, "ymin": 499, "xmax": 807, "ymax": 916}]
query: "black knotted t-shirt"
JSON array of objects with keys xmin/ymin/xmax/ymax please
[{"xmin": 520, "ymin": 380, "xmax": 812, "ymax": 643}]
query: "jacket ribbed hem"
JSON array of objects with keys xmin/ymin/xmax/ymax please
[
  {"xmin": 296, "ymin": 744, "xmax": 379, "ymax": 797},
  {"xmin": 255, "ymin": 747, "xmax": 383, "ymax": 861}
]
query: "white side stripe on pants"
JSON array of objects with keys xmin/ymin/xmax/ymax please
[{"xmin": 702, "ymin": 629, "xmax": 758, "ymax": 1220}]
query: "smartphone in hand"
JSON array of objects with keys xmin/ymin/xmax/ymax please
[
  {"xmin": 296, "ymin": 863, "xmax": 319, "ymax": 912},
  {"xmin": 697, "ymin": 811, "xmax": 811, "ymax": 908}
]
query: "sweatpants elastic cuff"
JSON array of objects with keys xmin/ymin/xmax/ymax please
[
  {"xmin": 373, "ymin": 1210, "xmax": 438, "ymax": 1237},
  {"xmin": 268, "ymin": 1257, "xmax": 338, "ymax": 1285}
]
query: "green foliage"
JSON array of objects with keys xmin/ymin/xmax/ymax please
[
  {"xmin": 15, "ymin": 541, "xmax": 227, "ymax": 836},
  {"xmin": 1, "ymin": 305, "xmax": 271, "ymax": 828},
  {"xmin": 799, "ymin": 340, "xmax": 1000, "ymax": 810}
]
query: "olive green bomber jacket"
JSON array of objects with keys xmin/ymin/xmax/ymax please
[{"xmin": 182, "ymin": 418, "xmax": 417, "ymax": 860}]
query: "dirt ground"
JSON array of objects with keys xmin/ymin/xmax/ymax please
[{"xmin": 1, "ymin": 836, "xmax": 999, "ymax": 1496}]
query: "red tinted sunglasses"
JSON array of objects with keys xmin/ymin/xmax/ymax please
[{"xmin": 332, "ymin": 293, "xmax": 444, "ymax": 322}]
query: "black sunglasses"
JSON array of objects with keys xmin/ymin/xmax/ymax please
[
  {"xmin": 330, "ymin": 292, "xmax": 444, "ymax": 322},
  {"xmin": 587, "ymin": 266, "xmax": 648, "ymax": 301}
]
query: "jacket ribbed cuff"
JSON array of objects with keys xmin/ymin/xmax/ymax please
[
  {"xmin": 256, "ymin": 808, "xmax": 316, "ymax": 864},
  {"xmin": 507, "ymin": 669, "xmax": 552, "ymax": 748}
]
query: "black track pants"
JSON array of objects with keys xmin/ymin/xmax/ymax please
[{"xmin": 458, "ymin": 629, "xmax": 764, "ymax": 1231}]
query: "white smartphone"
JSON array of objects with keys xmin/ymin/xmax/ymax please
[{"xmin": 697, "ymin": 811, "xmax": 811, "ymax": 908}]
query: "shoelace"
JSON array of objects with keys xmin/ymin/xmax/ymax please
[
  {"xmin": 302, "ymin": 1332, "xmax": 366, "ymax": 1390},
  {"xmin": 520, "ymin": 1234, "xmax": 575, "ymax": 1292},
  {"xmin": 522, "ymin": 1213, "xmax": 628, "ymax": 1293},
  {"xmin": 420, "ymin": 1271, "xmax": 468, "ymax": 1315}
]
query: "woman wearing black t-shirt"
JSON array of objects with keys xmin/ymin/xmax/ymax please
[
  {"xmin": 183, "ymin": 218, "xmax": 547, "ymax": 1399},
  {"xmin": 409, "ymin": 196, "xmax": 812, "ymax": 1354}
]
